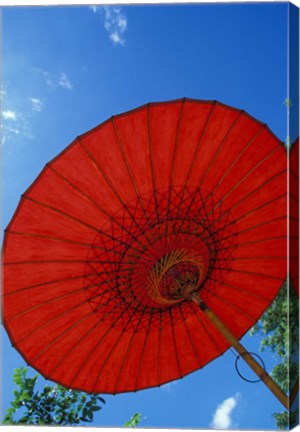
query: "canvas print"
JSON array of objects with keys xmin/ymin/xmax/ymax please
[{"xmin": 1, "ymin": 2, "xmax": 299, "ymax": 430}]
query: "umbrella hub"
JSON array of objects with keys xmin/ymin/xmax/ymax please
[{"xmin": 147, "ymin": 249, "xmax": 205, "ymax": 305}]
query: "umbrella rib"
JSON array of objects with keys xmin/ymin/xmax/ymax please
[
  {"xmin": 32, "ymin": 295, "xmax": 131, "ymax": 373},
  {"xmin": 184, "ymin": 101, "xmax": 216, "ymax": 188},
  {"xmin": 112, "ymin": 309, "xmax": 147, "ymax": 394},
  {"xmin": 4, "ymin": 229, "xmax": 107, "ymax": 251},
  {"xmin": 178, "ymin": 305, "xmax": 202, "ymax": 368},
  {"xmin": 217, "ymin": 215, "xmax": 286, "ymax": 241},
  {"xmin": 168, "ymin": 98, "xmax": 186, "ymax": 207},
  {"xmin": 210, "ymin": 193, "xmax": 286, "ymax": 239},
  {"xmin": 207, "ymin": 276, "xmax": 272, "ymax": 302},
  {"xmin": 223, "ymin": 169, "xmax": 286, "ymax": 216},
  {"xmin": 5, "ymin": 269, "xmax": 135, "ymax": 323},
  {"xmin": 147, "ymin": 103, "xmax": 160, "ymax": 221},
  {"xmin": 112, "ymin": 117, "xmax": 157, "ymax": 249},
  {"xmin": 169, "ymin": 98, "xmax": 186, "ymax": 190},
  {"xmin": 47, "ymin": 164, "xmax": 154, "ymax": 253},
  {"xmin": 3, "ymin": 273, "xmax": 94, "ymax": 296},
  {"xmin": 33, "ymin": 289, "xmax": 142, "ymax": 382},
  {"xmin": 210, "ymin": 146, "xmax": 282, "ymax": 215},
  {"xmin": 78, "ymin": 136, "xmax": 148, "ymax": 236},
  {"xmin": 20, "ymin": 195, "xmax": 154, "ymax": 262},
  {"xmin": 111, "ymin": 117, "xmax": 142, "ymax": 208},
  {"xmin": 134, "ymin": 309, "xmax": 155, "ymax": 391},
  {"xmin": 198, "ymin": 110, "xmax": 244, "ymax": 190},
  {"xmin": 186, "ymin": 300, "xmax": 225, "ymax": 354},
  {"xmin": 21, "ymin": 195, "xmax": 102, "ymax": 233},
  {"xmin": 211, "ymin": 265, "xmax": 284, "ymax": 280},
  {"xmin": 203, "ymin": 124, "xmax": 267, "ymax": 201},
  {"xmin": 237, "ymin": 235, "xmax": 288, "ymax": 246},
  {"xmin": 169, "ymin": 308, "xmax": 183, "ymax": 379},
  {"xmin": 90, "ymin": 300, "xmax": 147, "ymax": 394},
  {"xmin": 205, "ymin": 291, "xmax": 258, "ymax": 322},
  {"xmin": 178, "ymin": 125, "xmax": 267, "ymax": 233},
  {"xmin": 213, "ymin": 255, "xmax": 286, "ymax": 261},
  {"xmin": 3, "ymin": 259, "xmax": 116, "ymax": 266},
  {"xmin": 8, "ymin": 282, "xmax": 103, "ymax": 342}
]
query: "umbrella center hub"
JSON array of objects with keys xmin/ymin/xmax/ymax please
[{"xmin": 147, "ymin": 249, "xmax": 204, "ymax": 305}]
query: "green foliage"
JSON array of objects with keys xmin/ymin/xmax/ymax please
[
  {"xmin": 3, "ymin": 367, "xmax": 105, "ymax": 425},
  {"xmin": 250, "ymin": 282, "xmax": 299, "ymax": 429},
  {"xmin": 124, "ymin": 412, "xmax": 142, "ymax": 428}
]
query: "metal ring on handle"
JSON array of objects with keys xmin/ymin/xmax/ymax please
[{"xmin": 235, "ymin": 351, "xmax": 266, "ymax": 383}]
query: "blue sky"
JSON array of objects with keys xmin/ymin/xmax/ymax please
[{"xmin": 0, "ymin": 2, "xmax": 296, "ymax": 430}]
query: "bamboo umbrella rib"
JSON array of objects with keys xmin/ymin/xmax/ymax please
[
  {"xmin": 147, "ymin": 104, "xmax": 160, "ymax": 222},
  {"xmin": 3, "ymin": 229, "xmax": 111, "ymax": 252},
  {"xmin": 211, "ymin": 266, "xmax": 284, "ymax": 280},
  {"xmin": 198, "ymin": 111, "xmax": 244, "ymax": 191},
  {"xmin": 208, "ymin": 276, "xmax": 273, "ymax": 302},
  {"xmin": 45, "ymin": 293, "xmax": 146, "ymax": 385},
  {"xmin": 78, "ymin": 136, "xmax": 155, "ymax": 242},
  {"xmin": 112, "ymin": 308, "xmax": 147, "ymax": 394},
  {"xmin": 19, "ymin": 195, "xmax": 155, "ymax": 263},
  {"xmin": 185, "ymin": 300, "xmax": 225, "ymax": 354},
  {"xmin": 48, "ymin": 163, "xmax": 158, "ymax": 253},
  {"xmin": 206, "ymin": 125, "xmax": 268, "ymax": 200},
  {"xmin": 178, "ymin": 304, "xmax": 203, "ymax": 367},
  {"xmin": 90, "ymin": 299, "xmax": 146, "ymax": 394},
  {"xmin": 3, "ymin": 273, "xmax": 94, "ymax": 296},
  {"xmin": 209, "ymin": 147, "xmax": 282, "ymax": 215},
  {"xmin": 134, "ymin": 310, "xmax": 155, "ymax": 391},
  {"xmin": 224, "ymin": 169, "xmax": 286, "ymax": 215},
  {"xmin": 204, "ymin": 290, "xmax": 259, "ymax": 322},
  {"xmin": 184, "ymin": 101, "xmax": 217, "ymax": 188},
  {"xmin": 5, "ymin": 268, "xmax": 135, "ymax": 324},
  {"xmin": 169, "ymin": 98, "xmax": 186, "ymax": 192},
  {"xmin": 169, "ymin": 308, "xmax": 183, "ymax": 379},
  {"xmin": 112, "ymin": 117, "xmax": 155, "ymax": 240}
]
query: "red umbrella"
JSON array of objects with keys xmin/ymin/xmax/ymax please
[{"xmin": 3, "ymin": 98, "xmax": 288, "ymax": 404}]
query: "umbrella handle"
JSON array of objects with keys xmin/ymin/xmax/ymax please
[{"xmin": 184, "ymin": 291, "xmax": 289, "ymax": 411}]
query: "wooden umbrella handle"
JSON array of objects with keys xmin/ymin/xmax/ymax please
[{"xmin": 183, "ymin": 289, "xmax": 289, "ymax": 410}]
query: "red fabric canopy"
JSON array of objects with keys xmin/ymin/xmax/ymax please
[{"xmin": 3, "ymin": 98, "xmax": 287, "ymax": 394}]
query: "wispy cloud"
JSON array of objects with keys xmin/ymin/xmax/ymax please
[
  {"xmin": 58, "ymin": 72, "xmax": 73, "ymax": 90},
  {"xmin": 89, "ymin": 5, "xmax": 99, "ymax": 14},
  {"xmin": 104, "ymin": 7, "xmax": 127, "ymax": 45},
  {"xmin": 33, "ymin": 67, "xmax": 73, "ymax": 91},
  {"xmin": 2, "ymin": 93, "xmax": 35, "ymax": 145},
  {"xmin": 90, "ymin": 6, "xmax": 128, "ymax": 46},
  {"xmin": 30, "ymin": 97, "xmax": 44, "ymax": 112},
  {"xmin": 1, "ymin": 110, "xmax": 33, "ymax": 145},
  {"xmin": 210, "ymin": 393, "xmax": 240, "ymax": 429},
  {"xmin": 3, "ymin": 110, "xmax": 17, "ymax": 121}
]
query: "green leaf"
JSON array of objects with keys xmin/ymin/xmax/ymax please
[{"xmin": 92, "ymin": 405, "xmax": 102, "ymax": 411}]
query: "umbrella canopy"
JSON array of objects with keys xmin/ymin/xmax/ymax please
[{"xmin": 3, "ymin": 98, "xmax": 287, "ymax": 394}]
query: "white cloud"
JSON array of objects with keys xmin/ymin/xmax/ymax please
[
  {"xmin": 30, "ymin": 97, "xmax": 44, "ymax": 112},
  {"xmin": 90, "ymin": 6, "xmax": 127, "ymax": 46},
  {"xmin": 33, "ymin": 67, "xmax": 73, "ymax": 91},
  {"xmin": 58, "ymin": 72, "xmax": 73, "ymax": 90},
  {"xmin": 103, "ymin": 7, "xmax": 127, "ymax": 46},
  {"xmin": 210, "ymin": 394, "xmax": 240, "ymax": 429},
  {"xmin": 89, "ymin": 5, "xmax": 99, "ymax": 13},
  {"xmin": 3, "ymin": 110, "xmax": 17, "ymax": 121}
]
